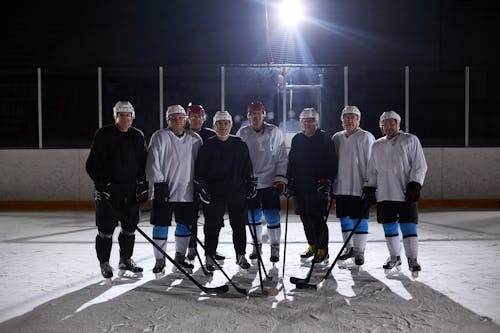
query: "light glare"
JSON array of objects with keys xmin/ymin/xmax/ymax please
[{"xmin": 279, "ymin": 0, "xmax": 303, "ymax": 26}]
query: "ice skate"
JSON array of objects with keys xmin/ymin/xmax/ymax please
[
  {"xmin": 270, "ymin": 243, "xmax": 280, "ymax": 263},
  {"xmin": 152, "ymin": 258, "xmax": 166, "ymax": 278},
  {"xmin": 312, "ymin": 248, "xmax": 329, "ymax": 265},
  {"xmin": 100, "ymin": 262, "xmax": 113, "ymax": 284},
  {"xmin": 383, "ymin": 256, "xmax": 402, "ymax": 275},
  {"xmin": 205, "ymin": 256, "xmax": 216, "ymax": 274},
  {"xmin": 236, "ymin": 254, "xmax": 250, "ymax": 271},
  {"xmin": 300, "ymin": 245, "xmax": 315, "ymax": 261},
  {"xmin": 187, "ymin": 248, "xmax": 196, "ymax": 262},
  {"xmin": 118, "ymin": 257, "xmax": 143, "ymax": 278},
  {"xmin": 354, "ymin": 251, "xmax": 365, "ymax": 266},
  {"xmin": 408, "ymin": 257, "xmax": 421, "ymax": 278},
  {"xmin": 213, "ymin": 252, "xmax": 225, "ymax": 265},
  {"xmin": 173, "ymin": 252, "xmax": 194, "ymax": 274},
  {"xmin": 338, "ymin": 247, "xmax": 355, "ymax": 267},
  {"xmin": 249, "ymin": 243, "xmax": 262, "ymax": 264}
]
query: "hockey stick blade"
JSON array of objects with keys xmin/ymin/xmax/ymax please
[
  {"xmin": 194, "ymin": 237, "xmax": 248, "ymax": 296},
  {"xmin": 293, "ymin": 206, "xmax": 371, "ymax": 291},
  {"xmin": 136, "ymin": 226, "xmax": 228, "ymax": 295},
  {"xmin": 289, "ymin": 276, "xmax": 310, "ymax": 285},
  {"xmin": 202, "ymin": 284, "xmax": 230, "ymax": 294},
  {"xmin": 294, "ymin": 281, "xmax": 318, "ymax": 290}
]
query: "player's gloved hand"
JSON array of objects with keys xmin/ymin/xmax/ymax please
[
  {"xmin": 194, "ymin": 180, "xmax": 211, "ymax": 204},
  {"xmin": 135, "ymin": 181, "xmax": 149, "ymax": 204},
  {"xmin": 362, "ymin": 186, "xmax": 377, "ymax": 206},
  {"xmin": 273, "ymin": 175, "xmax": 288, "ymax": 197},
  {"xmin": 94, "ymin": 182, "xmax": 111, "ymax": 201},
  {"xmin": 153, "ymin": 182, "xmax": 170, "ymax": 202},
  {"xmin": 405, "ymin": 181, "xmax": 422, "ymax": 202},
  {"xmin": 316, "ymin": 178, "xmax": 332, "ymax": 200},
  {"xmin": 246, "ymin": 177, "xmax": 258, "ymax": 200}
]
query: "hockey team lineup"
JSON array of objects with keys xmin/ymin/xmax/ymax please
[{"xmin": 85, "ymin": 101, "xmax": 426, "ymax": 295}]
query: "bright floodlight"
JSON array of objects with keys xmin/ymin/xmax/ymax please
[{"xmin": 279, "ymin": 0, "xmax": 303, "ymax": 26}]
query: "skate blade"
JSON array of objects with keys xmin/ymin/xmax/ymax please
[
  {"xmin": 237, "ymin": 267, "xmax": 251, "ymax": 275},
  {"xmin": 154, "ymin": 270, "xmax": 166, "ymax": 279},
  {"xmin": 338, "ymin": 258, "xmax": 354, "ymax": 269},
  {"xmin": 118, "ymin": 270, "xmax": 143, "ymax": 278},
  {"xmin": 384, "ymin": 266, "xmax": 402, "ymax": 275},
  {"xmin": 100, "ymin": 278, "xmax": 113, "ymax": 286}
]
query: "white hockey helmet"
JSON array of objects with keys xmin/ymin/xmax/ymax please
[
  {"xmin": 166, "ymin": 105, "xmax": 186, "ymax": 120},
  {"xmin": 379, "ymin": 110, "xmax": 401, "ymax": 128},
  {"xmin": 113, "ymin": 101, "xmax": 135, "ymax": 120},
  {"xmin": 340, "ymin": 105, "xmax": 361, "ymax": 121},
  {"xmin": 213, "ymin": 110, "xmax": 233, "ymax": 125},
  {"xmin": 299, "ymin": 107, "xmax": 319, "ymax": 123}
]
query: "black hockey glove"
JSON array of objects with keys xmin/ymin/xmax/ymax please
[
  {"xmin": 194, "ymin": 180, "xmax": 211, "ymax": 204},
  {"xmin": 246, "ymin": 177, "xmax": 258, "ymax": 200},
  {"xmin": 317, "ymin": 178, "xmax": 332, "ymax": 200},
  {"xmin": 405, "ymin": 181, "xmax": 422, "ymax": 203},
  {"xmin": 135, "ymin": 181, "xmax": 149, "ymax": 204},
  {"xmin": 153, "ymin": 182, "xmax": 170, "ymax": 202},
  {"xmin": 94, "ymin": 182, "xmax": 111, "ymax": 201},
  {"xmin": 272, "ymin": 175, "xmax": 288, "ymax": 197},
  {"xmin": 362, "ymin": 186, "xmax": 377, "ymax": 206}
]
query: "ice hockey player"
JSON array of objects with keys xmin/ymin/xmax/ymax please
[
  {"xmin": 286, "ymin": 107, "xmax": 337, "ymax": 264},
  {"xmin": 195, "ymin": 111, "xmax": 254, "ymax": 272},
  {"xmin": 184, "ymin": 104, "xmax": 225, "ymax": 263},
  {"xmin": 146, "ymin": 104, "xmax": 203, "ymax": 275},
  {"xmin": 236, "ymin": 101, "xmax": 288, "ymax": 264},
  {"xmin": 331, "ymin": 106, "xmax": 375, "ymax": 266},
  {"xmin": 86, "ymin": 101, "xmax": 148, "ymax": 280},
  {"xmin": 365, "ymin": 110, "xmax": 427, "ymax": 276}
]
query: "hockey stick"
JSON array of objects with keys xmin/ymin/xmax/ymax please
[
  {"xmin": 281, "ymin": 196, "xmax": 289, "ymax": 278},
  {"xmin": 294, "ymin": 204, "xmax": 371, "ymax": 290},
  {"xmin": 249, "ymin": 209, "xmax": 273, "ymax": 281},
  {"xmin": 290, "ymin": 198, "xmax": 333, "ymax": 286},
  {"xmin": 135, "ymin": 226, "xmax": 229, "ymax": 294},
  {"xmin": 194, "ymin": 236, "xmax": 249, "ymax": 296}
]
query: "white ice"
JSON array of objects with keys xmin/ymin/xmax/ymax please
[{"xmin": 0, "ymin": 209, "xmax": 499, "ymax": 325}]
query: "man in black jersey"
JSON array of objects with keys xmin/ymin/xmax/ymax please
[
  {"xmin": 195, "ymin": 111, "xmax": 255, "ymax": 272},
  {"xmin": 86, "ymin": 101, "xmax": 148, "ymax": 280}
]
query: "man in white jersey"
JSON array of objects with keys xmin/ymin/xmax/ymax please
[
  {"xmin": 146, "ymin": 105, "xmax": 203, "ymax": 275},
  {"xmin": 365, "ymin": 110, "xmax": 427, "ymax": 275},
  {"xmin": 236, "ymin": 101, "xmax": 288, "ymax": 263},
  {"xmin": 332, "ymin": 106, "xmax": 375, "ymax": 266}
]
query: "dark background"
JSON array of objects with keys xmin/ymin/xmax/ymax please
[{"xmin": 1, "ymin": 0, "xmax": 499, "ymax": 147}]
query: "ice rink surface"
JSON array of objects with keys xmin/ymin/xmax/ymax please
[{"xmin": 0, "ymin": 208, "xmax": 499, "ymax": 332}]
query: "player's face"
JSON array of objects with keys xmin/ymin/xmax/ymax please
[
  {"xmin": 115, "ymin": 112, "xmax": 133, "ymax": 132},
  {"xmin": 168, "ymin": 113, "xmax": 186, "ymax": 135},
  {"xmin": 214, "ymin": 120, "xmax": 232, "ymax": 140},
  {"xmin": 301, "ymin": 118, "xmax": 317, "ymax": 137},
  {"xmin": 382, "ymin": 119, "xmax": 399, "ymax": 138},
  {"xmin": 248, "ymin": 111, "xmax": 264, "ymax": 130},
  {"xmin": 342, "ymin": 114, "xmax": 360, "ymax": 134},
  {"xmin": 188, "ymin": 114, "xmax": 204, "ymax": 131}
]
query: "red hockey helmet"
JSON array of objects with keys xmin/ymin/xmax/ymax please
[
  {"xmin": 247, "ymin": 101, "xmax": 266, "ymax": 118},
  {"xmin": 187, "ymin": 104, "xmax": 206, "ymax": 119}
]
